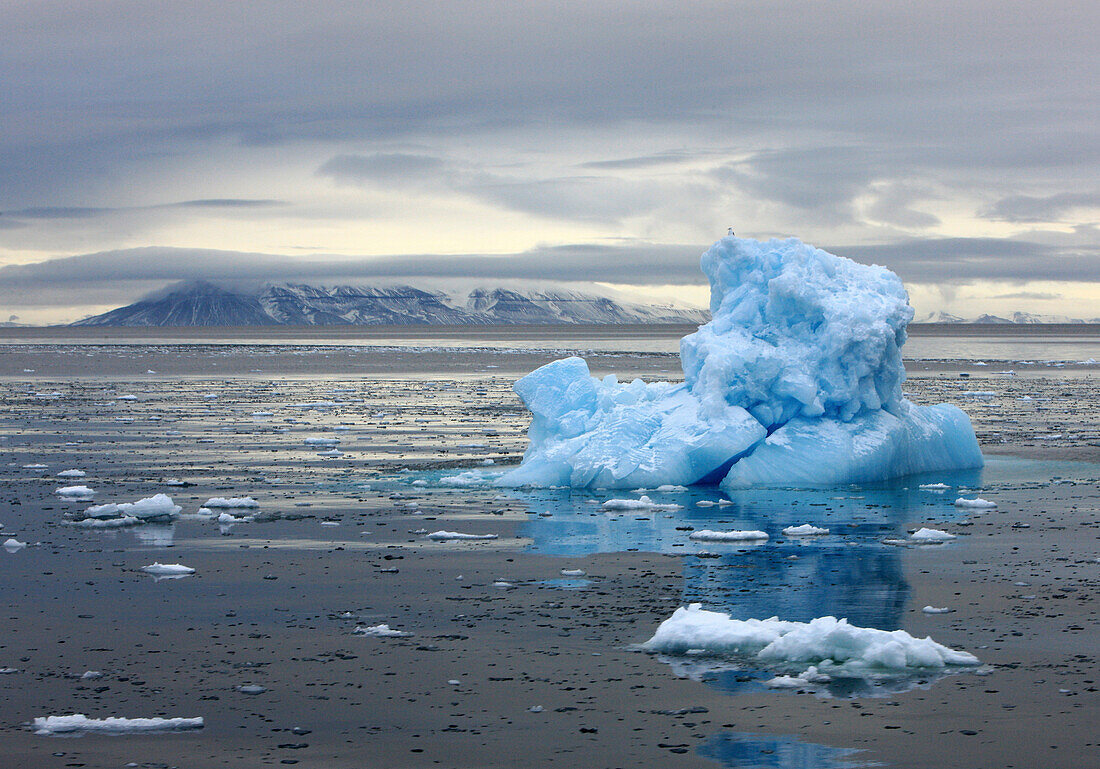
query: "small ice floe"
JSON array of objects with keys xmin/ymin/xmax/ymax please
[
  {"xmin": 426, "ymin": 531, "xmax": 499, "ymax": 541},
  {"xmin": 164, "ymin": 478, "xmax": 186, "ymax": 486},
  {"xmin": 492, "ymin": 580, "xmax": 514, "ymax": 588},
  {"xmin": 909, "ymin": 527, "xmax": 957, "ymax": 542},
  {"xmin": 81, "ymin": 494, "xmax": 182, "ymax": 524},
  {"xmin": 689, "ymin": 529, "xmax": 769, "ymax": 542},
  {"xmin": 22, "ymin": 464, "xmax": 47, "ymax": 470},
  {"xmin": 320, "ymin": 520, "xmax": 339, "ymax": 526},
  {"xmin": 601, "ymin": 495, "xmax": 683, "ymax": 512},
  {"xmin": 236, "ymin": 685, "xmax": 267, "ymax": 695},
  {"xmin": 765, "ymin": 665, "xmax": 832, "ymax": 689},
  {"xmin": 70, "ymin": 516, "xmax": 140, "ymax": 529},
  {"xmin": 216, "ymin": 512, "xmax": 253, "ymax": 524},
  {"xmin": 528, "ymin": 705, "xmax": 545, "ymax": 713},
  {"xmin": 353, "ymin": 624, "xmax": 410, "ymax": 637},
  {"xmin": 438, "ymin": 470, "xmax": 495, "ymax": 487},
  {"xmin": 31, "ymin": 714, "xmax": 204, "ymax": 735},
  {"xmin": 410, "ymin": 479, "xmax": 428, "ymax": 486},
  {"xmin": 56, "ymin": 469, "xmax": 86, "ymax": 478},
  {"xmin": 954, "ymin": 497, "xmax": 997, "ymax": 509},
  {"xmin": 251, "ymin": 411, "xmax": 274, "ymax": 417},
  {"xmin": 561, "ymin": 569, "xmax": 586, "ymax": 577},
  {"xmin": 919, "ymin": 482, "xmax": 950, "ymax": 491},
  {"xmin": 304, "ymin": 437, "xmax": 340, "ymax": 446},
  {"xmin": 202, "ymin": 497, "xmax": 259, "ymax": 508},
  {"xmin": 140, "ymin": 563, "xmax": 195, "ymax": 576},
  {"xmin": 782, "ymin": 524, "xmax": 829, "ymax": 536},
  {"xmin": 922, "ymin": 606, "xmax": 953, "ymax": 614},
  {"xmin": 643, "ymin": 604, "xmax": 979, "ymax": 673},
  {"xmin": 80, "ymin": 671, "xmax": 103, "ymax": 680},
  {"xmin": 653, "ymin": 484, "xmax": 689, "ymax": 492},
  {"xmin": 4, "ymin": 538, "xmax": 28, "ymax": 552},
  {"xmin": 56, "ymin": 485, "xmax": 95, "ymax": 499},
  {"xmin": 116, "ymin": 394, "xmax": 138, "ymax": 401},
  {"xmin": 317, "ymin": 449, "xmax": 344, "ymax": 457}
]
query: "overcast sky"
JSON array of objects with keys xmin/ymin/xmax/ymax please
[{"xmin": 1, "ymin": 0, "xmax": 1098, "ymax": 323}]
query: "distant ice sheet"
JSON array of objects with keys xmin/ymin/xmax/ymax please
[{"xmin": 499, "ymin": 237, "xmax": 983, "ymax": 489}]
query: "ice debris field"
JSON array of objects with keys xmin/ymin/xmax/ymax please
[{"xmin": 500, "ymin": 237, "xmax": 983, "ymax": 489}]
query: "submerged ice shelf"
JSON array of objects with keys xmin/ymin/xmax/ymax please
[{"xmin": 500, "ymin": 237, "xmax": 983, "ymax": 489}]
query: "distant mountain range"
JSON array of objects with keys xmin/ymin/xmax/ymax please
[
  {"xmin": 914, "ymin": 311, "xmax": 1100, "ymax": 324},
  {"xmin": 71, "ymin": 281, "xmax": 712, "ymax": 326}
]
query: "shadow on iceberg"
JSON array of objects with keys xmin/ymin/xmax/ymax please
[{"xmin": 497, "ymin": 237, "xmax": 982, "ymax": 489}]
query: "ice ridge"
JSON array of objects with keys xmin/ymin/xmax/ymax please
[{"xmin": 498, "ymin": 236, "xmax": 982, "ymax": 488}]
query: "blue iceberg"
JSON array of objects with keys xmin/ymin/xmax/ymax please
[{"xmin": 499, "ymin": 237, "xmax": 982, "ymax": 489}]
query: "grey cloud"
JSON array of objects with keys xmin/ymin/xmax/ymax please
[
  {"xmin": 991, "ymin": 291, "xmax": 1062, "ymax": 300},
  {"xmin": 2, "ymin": 199, "xmax": 285, "ymax": 225},
  {"xmin": 4, "ymin": 236, "xmax": 1099, "ymax": 312},
  {"xmin": 834, "ymin": 238, "xmax": 1100, "ymax": 283},
  {"xmin": 317, "ymin": 153, "xmax": 449, "ymax": 185},
  {"xmin": 3, "ymin": 1, "xmax": 1097, "ymax": 207},
  {"xmin": 984, "ymin": 192, "xmax": 1100, "ymax": 223}
]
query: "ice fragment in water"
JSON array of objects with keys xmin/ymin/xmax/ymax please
[
  {"xmin": 644, "ymin": 604, "xmax": 979, "ymax": 672},
  {"xmin": 140, "ymin": 563, "xmax": 195, "ymax": 576},
  {"xmin": 499, "ymin": 237, "xmax": 982, "ymax": 488},
  {"xmin": 32, "ymin": 714, "xmax": 203, "ymax": 734},
  {"xmin": 954, "ymin": 496, "xmax": 996, "ymax": 508}
]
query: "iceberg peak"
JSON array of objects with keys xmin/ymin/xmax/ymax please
[{"xmin": 499, "ymin": 236, "xmax": 982, "ymax": 489}]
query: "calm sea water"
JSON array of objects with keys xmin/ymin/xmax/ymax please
[{"xmin": 2, "ymin": 324, "xmax": 1098, "ymax": 362}]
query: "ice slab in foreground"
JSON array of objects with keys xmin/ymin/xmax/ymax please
[
  {"xmin": 644, "ymin": 604, "xmax": 978, "ymax": 675},
  {"xmin": 499, "ymin": 237, "xmax": 982, "ymax": 488},
  {"xmin": 32, "ymin": 714, "xmax": 204, "ymax": 735}
]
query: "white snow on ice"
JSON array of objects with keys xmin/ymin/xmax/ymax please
[
  {"xmin": 782, "ymin": 524, "xmax": 830, "ymax": 536},
  {"xmin": 32, "ymin": 714, "xmax": 203, "ymax": 735},
  {"xmin": 689, "ymin": 529, "xmax": 769, "ymax": 542},
  {"xmin": 644, "ymin": 604, "xmax": 979, "ymax": 674}
]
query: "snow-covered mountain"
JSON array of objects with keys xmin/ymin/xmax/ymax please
[
  {"xmin": 915, "ymin": 311, "xmax": 1100, "ymax": 324},
  {"xmin": 72, "ymin": 281, "xmax": 711, "ymax": 326}
]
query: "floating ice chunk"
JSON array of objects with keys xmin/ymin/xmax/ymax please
[
  {"xmin": 782, "ymin": 524, "xmax": 830, "ymax": 536},
  {"xmin": 654, "ymin": 484, "xmax": 689, "ymax": 492},
  {"xmin": 56, "ymin": 485, "xmax": 95, "ymax": 498},
  {"xmin": 22, "ymin": 464, "xmax": 47, "ymax": 470},
  {"xmin": 80, "ymin": 671, "xmax": 103, "ymax": 680},
  {"xmin": 426, "ymin": 531, "xmax": 499, "ymax": 541},
  {"xmin": 32, "ymin": 714, "xmax": 203, "ymax": 735},
  {"xmin": 492, "ymin": 581, "xmax": 514, "ymax": 588},
  {"xmin": 644, "ymin": 604, "xmax": 979, "ymax": 671},
  {"xmin": 69, "ymin": 516, "xmax": 140, "ymax": 529},
  {"xmin": 689, "ymin": 529, "xmax": 769, "ymax": 542},
  {"xmin": 140, "ymin": 563, "xmax": 195, "ymax": 576},
  {"xmin": 765, "ymin": 665, "xmax": 832, "ymax": 688},
  {"xmin": 116, "ymin": 394, "xmax": 138, "ymax": 401},
  {"xmin": 601, "ymin": 495, "xmax": 683, "ymax": 512},
  {"xmin": 83, "ymin": 494, "xmax": 181, "ymax": 522},
  {"xmin": 354, "ymin": 624, "xmax": 410, "ymax": 637},
  {"xmin": 236, "ymin": 685, "xmax": 266, "ymax": 695},
  {"xmin": 4, "ymin": 538, "xmax": 28, "ymax": 551},
  {"xmin": 316, "ymin": 449, "xmax": 344, "ymax": 457},
  {"xmin": 954, "ymin": 497, "xmax": 997, "ymax": 509},
  {"xmin": 216, "ymin": 512, "xmax": 253, "ymax": 524},
  {"xmin": 439, "ymin": 470, "xmax": 498, "ymax": 487},
  {"xmin": 499, "ymin": 237, "xmax": 982, "ymax": 489},
  {"xmin": 910, "ymin": 528, "xmax": 956, "ymax": 542},
  {"xmin": 202, "ymin": 497, "xmax": 259, "ymax": 508},
  {"xmin": 922, "ymin": 606, "xmax": 952, "ymax": 614},
  {"xmin": 56, "ymin": 469, "xmax": 86, "ymax": 478},
  {"xmin": 304, "ymin": 437, "xmax": 340, "ymax": 446},
  {"xmin": 561, "ymin": 569, "xmax": 586, "ymax": 576},
  {"xmin": 919, "ymin": 482, "xmax": 950, "ymax": 490}
]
